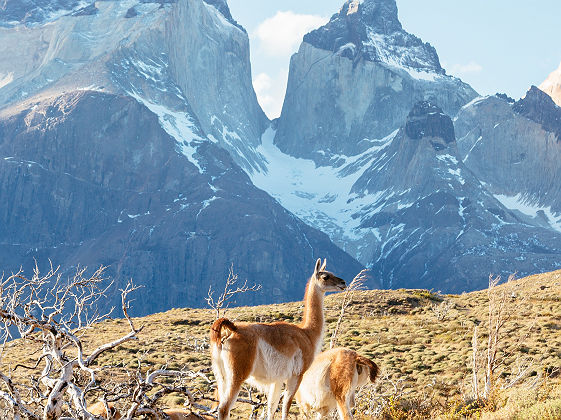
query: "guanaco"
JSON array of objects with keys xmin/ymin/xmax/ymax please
[
  {"xmin": 210, "ymin": 259, "xmax": 346, "ymax": 420},
  {"xmin": 296, "ymin": 348, "xmax": 379, "ymax": 420},
  {"xmin": 88, "ymin": 401, "xmax": 121, "ymax": 419}
]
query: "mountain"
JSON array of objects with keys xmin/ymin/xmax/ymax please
[
  {"xmin": 454, "ymin": 87, "xmax": 561, "ymax": 231},
  {"xmin": 0, "ymin": 0, "xmax": 365, "ymax": 315},
  {"xmin": 0, "ymin": 0, "xmax": 267, "ymax": 172},
  {"xmin": 254, "ymin": 99, "xmax": 561, "ymax": 292},
  {"xmin": 273, "ymin": 0, "xmax": 477, "ymax": 162},
  {"xmin": 2, "ymin": 0, "xmax": 560, "ymax": 304},
  {"xmin": 539, "ymin": 61, "xmax": 561, "ymax": 107},
  {"xmin": 249, "ymin": 0, "xmax": 561, "ymax": 291}
]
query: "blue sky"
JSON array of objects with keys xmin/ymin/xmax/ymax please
[{"xmin": 228, "ymin": 0, "xmax": 561, "ymax": 119}]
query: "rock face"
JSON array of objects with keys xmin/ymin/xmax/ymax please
[
  {"xmin": 0, "ymin": 91, "xmax": 364, "ymax": 315},
  {"xmin": 539, "ymin": 61, "xmax": 561, "ymax": 107},
  {"xmin": 303, "ymin": 0, "xmax": 441, "ymax": 72},
  {"xmin": 0, "ymin": 0, "xmax": 268, "ymax": 172},
  {"xmin": 352, "ymin": 103, "xmax": 561, "ymax": 291},
  {"xmin": 2, "ymin": 0, "xmax": 560, "ymax": 304},
  {"xmin": 404, "ymin": 101, "xmax": 455, "ymax": 145},
  {"xmin": 0, "ymin": 0, "xmax": 87, "ymax": 26},
  {"xmin": 455, "ymin": 89, "xmax": 561, "ymax": 231},
  {"xmin": 512, "ymin": 86, "xmax": 561, "ymax": 140},
  {"xmin": 273, "ymin": 0, "xmax": 477, "ymax": 162}
]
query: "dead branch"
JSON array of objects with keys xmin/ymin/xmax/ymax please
[
  {"xmin": 469, "ymin": 273, "xmax": 537, "ymax": 402},
  {"xmin": 0, "ymin": 264, "xmax": 142, "ymax": 420},
  {"xmin": 330, "ymin": 270, "xmax": 367, "ymax": 349},
  {"xmin": 205, "ymin": 264, "xmax": 261, "ymax": 319},
  {"xmin": 121, "ymin": 366, "xmax": 217, "ymax": 420}
]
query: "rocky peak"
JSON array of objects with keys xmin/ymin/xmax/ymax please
[
  {"xmin": 202, "ymin": 0, "xmax": 244, "ymax": 32},
  {"xmin": 303, "ymin": 0, "xmax": 442, "ymax": 73},
  {"xmin": 539, "ymin": 61, "xmax": 561, "ymax": 107},
  {"xmin": 0, "ymin": 0, "xmax": 84, "ymax": 25},
  {"xmin": 339, "ymin": 0, "xmax": 401, "ymax": 34},
  {"xmin": 405, "ymin": 101, "xmax": 455, "ymax": 146},
  {"xmin": 513, "ymin": 86, "xmax": 561, "ymax": 140}
]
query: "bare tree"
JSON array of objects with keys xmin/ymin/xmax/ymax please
[
  {"xmin": 329, "ymin": 270, "xmax": 367, "ymax": 349},
  {"xmin": 471, "ymin": 274, "xmax": 535, "ymax": 401},
  {"xmin": 205, "ymin": 264, "xmax": 261, "ymax": 319},
  {"xmin": 0, "ymin": 263, "xmax": 142, "ymax": 420}
]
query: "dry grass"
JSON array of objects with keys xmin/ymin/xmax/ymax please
[{"xmin": 1, "ymin": 270, "xmax": 560, "ymax": 418}]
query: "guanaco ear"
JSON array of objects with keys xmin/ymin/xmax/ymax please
[
  {"xmin": 320, "ymin": 258, "xmax": 327, "ymax": 271},
  {"xmin": 314, "ymin": 258, "xmax": 321, "ymax": 274}
]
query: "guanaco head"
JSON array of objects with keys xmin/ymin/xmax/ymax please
[
  {"xmin": 313, "ymin": 258, "xmax": 346, "ymax": 292},
  {"xmin": 88, "ymin": 401, "xmax": 121, "ymax": 419}
]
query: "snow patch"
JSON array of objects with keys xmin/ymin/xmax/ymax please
[
  {"xmin": 462, "ymin": 136, "xmax": 483, "ymax": 163},
  {"xmin": 447, "ymin": 168, "xmax": 465, "ymax": 185},
  {"xmin": 0, "ymin": 72, "xmax": 14, "ymax": 89},
  {"xmin": 202, "ymin": 1, "xmax": 240, "ymax": 33},
  {"xmin": 494, "ymin": 193, "xmax": 561, "ymax": 233},
  {"xmin": 461, "ymin": 96, "xmax": 489, "ymax": 110},
  {"xmin": 250, "ymin": 127, "xmax": 397, "ymax": 242},
  {"xmin": 128, "ymin": 92, "xmax": 204, "ymax": 172},
  {"xmin": 337, "ymin": 42, "xmax": 356, "ymax": 54},
  {"xmin": 364, "ymin": 31, "xmax": 442, "ymax": 81},
  {"xmin": 196, "ymin": 196, "xmax": 220, "ymax": 219},
  {"xmin": 436, "ymin": 154, "xmax": 458, "ymax": 165}
]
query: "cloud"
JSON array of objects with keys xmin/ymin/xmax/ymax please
[
  {"xmin": 250, "ymin": 11, "xmax": 328, "ymax": 119},
  {"xmin": 447, "ymin": 61, "xmax": 483, "ymax": 76},
  {"xmin": 252, "ymin": 11, "xmax": 328, "ymax": 57},
  {"xmin": 253, "ymin": 69, "xmax": 289, "ymax": 119}
]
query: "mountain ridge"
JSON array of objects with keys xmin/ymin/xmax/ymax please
[
  {"xmin": 1, "ymin": 0, "xmax": 561, "ymax": 308},
  {"xmin": 0, "ymin": 1, "xmax": 366, "ymax": 315}
]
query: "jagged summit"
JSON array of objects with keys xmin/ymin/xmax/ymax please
[
  {"xmin": 539, "ymin": 61, "xmax": 561, "ymax": 107},
  {"xmin": 405, "ymin": 101, "xmax": 455, "ymax": 145},
  {"xmin": 0, "ymin": 0, "xmax": 241, "ymax": 29},
  {"xmin": 273, "ymin": 0, "xmax": 476, "ymax": 162},
  {"xmin": 513, "ymin": 86, "xmax": 561, "ymax": 140},
  {"xmin": 0, "ymin": 0, "xmax": 87, "ymax": 26},
  {"xmin": 303, "ymin": 0, "xmax": 442, "ymax": 75},
  {"xmin": 202, "ymin": 0, "xmax": 244, "ymax": 32}
]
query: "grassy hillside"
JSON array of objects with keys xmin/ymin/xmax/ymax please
[{"xmin": 2, "ymin": 270, "xmax": 561, "ymax": 419}]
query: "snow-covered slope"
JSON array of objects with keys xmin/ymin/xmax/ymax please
[
  {"xmin": 254, "ymin": 101, "xmax": 561, "ymax": 291},
  {"xmin": 0, "ymin": 0, "xmax": 367, "ymax": 314},
  {"xmin": 252, "ymin": 126, "xmax": 398, "ymax": 258},
  {"xmin": 3, "ymin": 0, "xmax": 561, "ymax": 299},
  {"xmin": 304, "ymin": 0, "xmax": 443, "ymax": 76},
  {"xmin": 0, "ymin": 0, "xmax": 268, "ymax": 172}
]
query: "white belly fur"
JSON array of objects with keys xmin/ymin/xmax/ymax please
[
  {"xmin": 247, "ymin": 339, "xmax": 304, "ymax": 389},
  {"xmin": 298, "ymin": 357, "xmax": 335, "ymax": 413}
]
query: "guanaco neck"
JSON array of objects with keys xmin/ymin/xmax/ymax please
[{"xmin": 300, "ymin": 277, "xmax": 324, "ymax": 349}]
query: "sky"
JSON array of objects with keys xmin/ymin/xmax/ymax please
[{"xmin": 228, "ymin": 0, "xmax": 561, "ymax": 119}]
